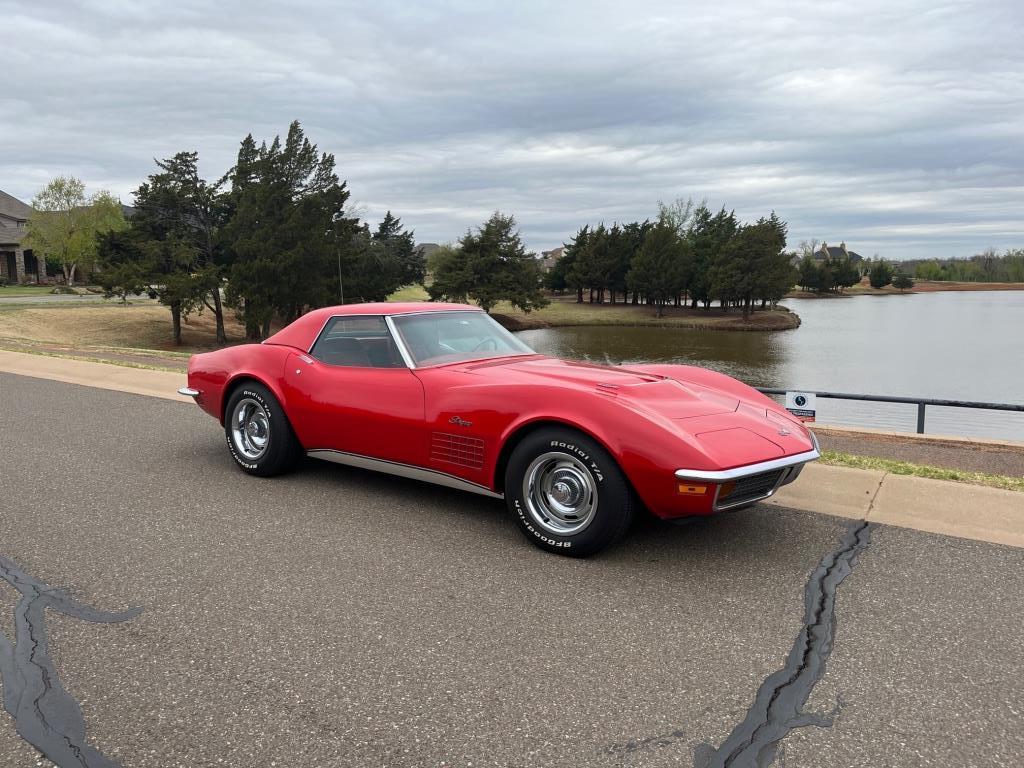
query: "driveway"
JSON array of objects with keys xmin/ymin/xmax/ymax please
[{"xmin": 0, "ymin": 373, "xmax": 1021, "ymax": 767}]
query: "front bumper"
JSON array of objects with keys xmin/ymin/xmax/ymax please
[{"xmin": 674, "ymin": 437, "xmax": 820, "ymax": 511}]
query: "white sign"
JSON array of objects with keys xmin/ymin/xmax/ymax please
[{"xmin": 785, "ymin": 391, "xmax": 817, "ymax": 422}]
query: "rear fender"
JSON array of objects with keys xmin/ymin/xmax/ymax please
[{"xmin": 186, "ymin": 344, "xmax": 293, "ymax": 426}]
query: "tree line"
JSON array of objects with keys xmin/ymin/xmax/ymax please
[
  {"xmin": 97, "ymin": 121, "xmax": 425, "ymax": 343},
  {"xmin": 545, "ymin": 200, "xmax": 795, "ymax": 318},
  {"xmin": 907, "ymin": 249, "xmax": 1024, "ymax": 283}
]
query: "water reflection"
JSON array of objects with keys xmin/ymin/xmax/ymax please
[{"xmin": 516, "ymin": 291, "xmax": 1024, "ymax": 441}]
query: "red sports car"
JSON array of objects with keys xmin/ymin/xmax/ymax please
[{"xmin": 179, "ymin": 302, "xmax": 819, "ymax": 556}]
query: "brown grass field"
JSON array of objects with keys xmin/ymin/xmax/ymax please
[{"xmin": 0, "ymin": 304, "xmax": 247, "ymax": 354}]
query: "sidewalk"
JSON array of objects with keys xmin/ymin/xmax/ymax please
[
  {"xmin": 1, "ymin": 348, "xmax": 1021, "ymax": 548},
  {"xmin": 0, "ymin": 348, "xmax": 190, "ymax": 402}
]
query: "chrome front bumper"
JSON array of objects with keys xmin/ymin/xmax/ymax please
[
  {"xmin": 177, "ymin": 387, "xmax": 200, "ymax": 398},
  {"xmin": 674, "ymin": 435, "xmax": 820, "ymax": 511}
]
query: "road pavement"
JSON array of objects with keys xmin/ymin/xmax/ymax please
[{"xmin": 0, "ymin": 372, "xmax": 1021, "ymax": 767}]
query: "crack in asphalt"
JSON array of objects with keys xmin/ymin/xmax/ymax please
[
  {"xmin": 0, "ymin": 554, "xmax": 142, "ymax": 768},
  {"xmin": 693, "ymin": 520, "xmax": 873, "ymax": 768}
]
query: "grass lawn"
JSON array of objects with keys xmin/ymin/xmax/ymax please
[{"xmin": 821, "ymin": 450, "xmax": 1024, "ymax": 493}]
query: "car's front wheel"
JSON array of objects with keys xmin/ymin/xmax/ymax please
[
  {"xmin": 223, "ymin": 382, "xmax": 301, "ymax": 477},
  {"xmin": 505, "ymin": 427, "xmax": 634, "ymax": 556}
]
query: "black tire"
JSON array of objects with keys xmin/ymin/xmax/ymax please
[
  {"xmin": 223, "ymin": 382, "xmax": 301, "ymax": 477},
  {"xmin": 505, "ymin": 427, "xmax": 634, "ymax": 557}
]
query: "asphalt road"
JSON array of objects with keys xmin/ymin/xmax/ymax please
[{"xmin": 0, "ymin": 372, "xmax": 1021, "ymax": 768}]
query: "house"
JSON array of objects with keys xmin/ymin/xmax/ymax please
[
  {"xmin": 814, "ymin": 241, "xmax": 863, "ymax": 263},
  {"xmin": 539, "ymin": 246, "xmax": 564, "ymax": 272},
  {"xmin": 0, "ymin": 190, "xmax": 44, "ymax": 283}
]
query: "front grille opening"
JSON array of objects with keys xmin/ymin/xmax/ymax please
[{"xmin": 718, "ymin": 468, "xmax": 786, "ymax": 507}]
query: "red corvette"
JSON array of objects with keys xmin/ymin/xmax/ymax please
[{"xmin": 179, "ymin": 302, "xmax": 818, "ymax": 556}]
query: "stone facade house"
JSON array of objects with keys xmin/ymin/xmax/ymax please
[
  {"xmin": 0, "ymin": 190, "xmax": 45, "ymax": 283},
  {"xmin": 814, "ymin": 241, "xmax": 863, "ymax": 263}
]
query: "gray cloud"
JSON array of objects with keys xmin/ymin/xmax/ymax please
[{"xmin": 2, "ymin": 0, "xmax": 1022, "ymax": 258}]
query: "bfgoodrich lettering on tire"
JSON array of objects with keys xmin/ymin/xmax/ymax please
[
  {"xmin": 505, "ymin": 427, "xmax": 633, "ymax": 556},
  {"xmin": 224, "ymin": 382, "xmax": 302, "ymax": 477}
]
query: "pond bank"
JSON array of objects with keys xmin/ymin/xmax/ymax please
[{"xmin": 492, "ymin": 301, "xmax": 800, "ymax": 332}]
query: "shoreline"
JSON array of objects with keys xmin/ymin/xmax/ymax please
[
  {"xmin": 493, "ymin": 311, "xmax": 801, "ymax": 332},
  {"xmin": 492, "ymin": 299, "xmax": 801, "ymax": 332},
  {"xmin": 787, "ymin": 279, "xmax": 1024, "ymax": 299}
]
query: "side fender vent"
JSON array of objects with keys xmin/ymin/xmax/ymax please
[{"xmin": 431, "ymin": 432, "xmax": 485, "ymax": 470}]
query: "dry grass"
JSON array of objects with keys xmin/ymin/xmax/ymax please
[{"xmin": 0, "ymin": 304, "xmax": 246, "ymax": 352}]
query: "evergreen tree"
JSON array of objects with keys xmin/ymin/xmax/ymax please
[
  {"xmin": 426, "ymin": 244, "xmax": 472, "ymax": 303},
  {"xmin": 628, "ymin": 221, "xmax": 687, "ymax": 317},
  {"xmin": 95, "ymin": 229, "xmax": 153, "ymax": 305},
  {"xmin": 221, "ymin": 121, "xmax": 350, "ymax": 338},
  {"xmin": 797, "ymin": 254, "xmax": 820, "ymax": 292},
  {"xmin": 688, "ymin": 206, "xmax": 737, "ymax": 308},
  {"xmin": 892, "ymin": 272, "xmax": 914, "ymax": 292},
  {"xmin": 430, "ymin": 212, "xmax": 548, "ymax": 314},
  {"xmin": 869, "ymin": 260, "xmax": 894, "ymax": 289},
  {"xmin": 372, "ymin": 211, "xmax": 424, "ymax": 289},
  {"xmin": 124, "ymin": 153, "xmax": 226, "ymax": 344},
  {"xmin": 562, "ymin": 225, "xmax": 590, "ymax": 303}
]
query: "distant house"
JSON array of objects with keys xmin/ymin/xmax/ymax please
[
  {"xmin": 415, "ymin": 242, "xmax": 441, "ymax": 260},
  {"xmin": 539, "ymin": 246, "xmax": 564, "ymax": 272},
  {"xmin": 0, "ymin": 190, "xmax": 44, "ymax": 283},
  {"xmin": 814, "ymin": 241, "xmax": 863, "ymax": 263}
]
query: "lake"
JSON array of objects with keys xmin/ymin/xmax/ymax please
[{"xmin": 516, "ymin": 291, "xmax": 1024, "ymax": 442}]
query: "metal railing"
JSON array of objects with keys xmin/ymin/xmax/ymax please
[{"xmin": 755, "ymin": 388, "xmax": 1024, "ymax": 434}]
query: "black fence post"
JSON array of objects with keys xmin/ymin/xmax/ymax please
[{"xmin": 916, "ymin": 402, "xmax": 926, "ymax": 434}]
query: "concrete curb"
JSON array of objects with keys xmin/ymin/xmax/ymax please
[
  {"xmin": 768, "ymin": 464, "xmax": 1023, "ymax": 548},
  {"xmin": 2, "ymin": 349, "xmax": 1021, "ymax": 548}
]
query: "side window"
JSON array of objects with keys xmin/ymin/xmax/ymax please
[{"xmin": 309, "ymin": 316, "xmax": 404, "ymax": 368}]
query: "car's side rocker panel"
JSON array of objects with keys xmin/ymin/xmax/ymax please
[{"xmin": 307, "ymin": 449, "xmax": 504, "ymax": 499}]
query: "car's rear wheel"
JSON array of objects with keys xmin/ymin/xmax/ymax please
[
  {"xmin": 223, "ymin": 382, "xmax": 301, "ymax": 476},
  {"xmin": 505, "ymin": 427, "xmax": 633, "ymax": 556}
]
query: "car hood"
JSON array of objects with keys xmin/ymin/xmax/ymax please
[{"xmin": 453, "ymin": 356, "xmax": 740, "ymax": 419}]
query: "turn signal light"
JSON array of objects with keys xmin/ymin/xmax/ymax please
[
  {"xmin": 718, "ymin": 481, "xmax": 737, "ymax": 498},
  {"xmin": 677, "ymin": 483, "xmax": 709, "ymax": 495}
]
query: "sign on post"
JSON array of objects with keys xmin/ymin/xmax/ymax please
[{"xmin": 785, "ymin": 391, "xmax": 817, "ymax": 422}]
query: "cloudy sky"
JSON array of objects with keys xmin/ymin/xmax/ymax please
[{"xmin": 2, "ymin": 0, "xmax": 1022, "ymax": 259}]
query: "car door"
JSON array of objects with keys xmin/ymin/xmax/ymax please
[{"xmin": 281, "ymin": 315, "xmax": 427, "ymax": 468}]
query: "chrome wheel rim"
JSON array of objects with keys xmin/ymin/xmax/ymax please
[
  {"xmin": 231, "ymin": 398, "xmax": 270, "ymax": 461},
  {"xmin": 522, "ymin": 451, "xmax": 598, "ymax": 536}
]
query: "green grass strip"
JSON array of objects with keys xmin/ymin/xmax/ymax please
[{"xmin": 821, "ymin": 450, "xmax": 1024, "ymax": 493}]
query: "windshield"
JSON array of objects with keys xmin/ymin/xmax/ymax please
[{"xmin": 392, "ymin": 311, "xmax": 536, "ymax": 367}]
